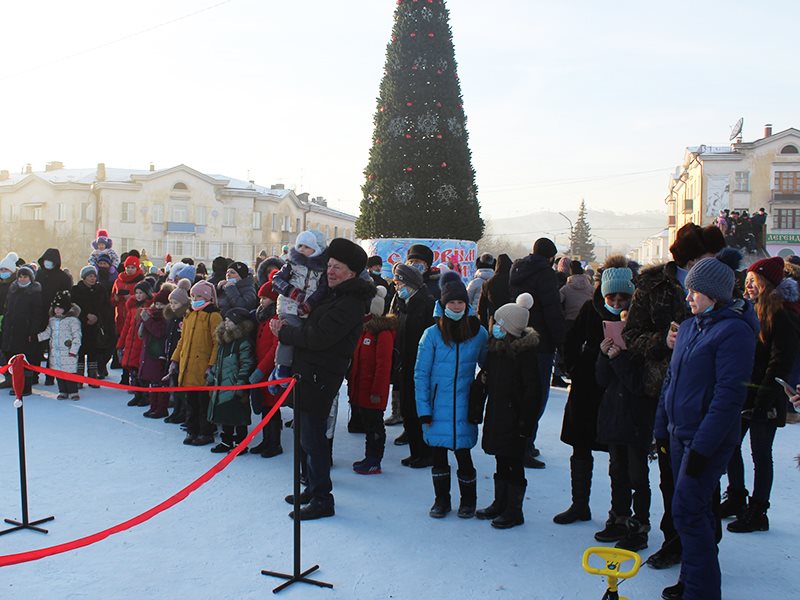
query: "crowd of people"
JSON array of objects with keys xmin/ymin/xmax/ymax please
[
  {"xmin": 713, "ymin": 207, "xmax": 768, "ymax": 254},
  {"xmin": 1, "ymin": 224, "xmax": 799, "ymax": 600}
]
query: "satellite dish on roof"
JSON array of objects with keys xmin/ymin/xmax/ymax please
[{"xmin": 729, "ymin": 117, "xmax": 744, "ymax": 141}]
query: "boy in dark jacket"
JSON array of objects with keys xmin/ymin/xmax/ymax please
[{"xmin": 139, "ymin": 285, "xmax": 172, "ymax": 418}]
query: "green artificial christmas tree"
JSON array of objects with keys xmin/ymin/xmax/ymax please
[
  {"xmin": 356, "ymin": 0, "xmax": 483, "ymax": 241},
  {"xmin": 571, "ymin": 199, "xmax": 596, "ymax": 262}
]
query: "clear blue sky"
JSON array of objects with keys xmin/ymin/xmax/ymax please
[{"xmin": 2, "ymin": 0, "xmax": 797, "ymax": 219}]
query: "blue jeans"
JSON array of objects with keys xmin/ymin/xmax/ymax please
[
  {"xmin": 299, "ymin": 409, "xmax": 333, "ymax": 508},
  {"xmin": 671, "ymin": 439, "xmax": 735, "ymax": 600},
  {"xmin": 529, "ymin": 352, "xmax": 554, "ymax": 448}
]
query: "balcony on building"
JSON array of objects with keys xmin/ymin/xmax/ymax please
[{"xmin": 166, "ymin": 221, "xmax": 196, "ymax": 234}]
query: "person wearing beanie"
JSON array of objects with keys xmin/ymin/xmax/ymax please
[
  {"xmin": 249, "ymin": 269, "xmax": 284, "ymax": 458},
  {"xmin": 116, "ymin": 274, "xmax": 154, "ymax": 407},
  {"xmin": 268, "ymin": 232, "xmax": 331, "ymax": 392},
  {"xmin": 479, "ymin": 292, "xmax": 539, "ymax": 529},
  {"xmin": 209, "ymin": 256, "xmax": 232, "ymax": 287},
  {"xmin": 256, "ymin": 255, "xmax": 284, "ymax": 287},
  {"xmin": 347, "ymin": 286, "xmax": 398, "ymax": 474},
  {"xmin": 169, "ymin": 279, "xmax": 223, "ymax": 446},
  {"xmin": 467, "ymin": 254, "xmax": 495, "ymax": 314},
  {"xmin": 509, "ymin": 237, "xmax": 566, "ymax": 467},
  {"xmin": 0, "ymin": 264, "xmax": 42, "ymax": 395},
  {"xmin": 269, "ymin": 238, "xmax": 376, "ymax": 520},
  {"xmin": 477, "ymin": 253, "xmax": 513, "ymax": 329},
  {"xmin": 622, "ymin": 228, "xmax": 727, "ymax": 571},
  {"xmin": 415, "ymin": 270, "xmax": 488, "ymax": 519},
  {"xmin": 89, "ymin": 229, "xmax": 121, "ymax": 269},
  {"xmin": 216, "ymin": 260, "xmax": 257, "ymax": 318},
  {"xmin": 71, "ymin": 262, "xmax": 114, "ymax": 385},
  {"xmin": 388, "ymin": 260, "xmax": 436, "ymax": 459},
  {"xmin": 111, "ymin": 254, "xmax": 145, "ymax": 378},
  {"xmin": 36, "ymin": 290, "xmax": 82, "ymax": 400},
  {"xmin": 555, "ymin": 256, "xmax": 571, "ymax": 288},
  {"xmin": 207, "ymin": 304, "xmax": 255, "ymax": 454},
  {"xmin": 720, "ymin": 254, "xmax": 800, "ymax": 534},
  {"xmin": 405, "ymin": 243, "xmax": 440, "ymax": 300},
  {"xmin": 559, "ymin": 259, "xmax": 593, "ymax": 335},
  {"xmin": 34, "ymin": 248, "xmax": 73, "ymax": 385},
  {"xmin": 138, "ymin": 282, "xmax": 172, "ymax": 419},
  {"xmin": 655, "ymin": 247, "xmax": 758, "ymax": 600},
  {"xmin": 169, "ymin": 262, "xmax": 198, "ymax": 285}
]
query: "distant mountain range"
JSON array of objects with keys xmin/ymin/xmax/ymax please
[{"xmin": 485, "ymin": 208, "xmax": 667, "ymax": 253}]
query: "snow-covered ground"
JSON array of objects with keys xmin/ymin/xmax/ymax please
[{"xmin": 0, "ymin": 377, "xmax": 798, "ymax": 599}]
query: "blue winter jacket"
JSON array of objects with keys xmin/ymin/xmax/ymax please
[
  {"xmin": 415, "ymin": 306, "xmax": 488, "ymax": 450},
  {"xmin": 655, "ymin": 299, "xmax": 758, "ymax": 458}
]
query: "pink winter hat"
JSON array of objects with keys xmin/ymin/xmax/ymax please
[{"xmin": 190, "ymin": 280, "xmax": 217, "ymax": 304}]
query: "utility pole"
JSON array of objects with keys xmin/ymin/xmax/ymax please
[{"xmin": 558, "ymin": 212, "xmax": 573, "ymax": 256}]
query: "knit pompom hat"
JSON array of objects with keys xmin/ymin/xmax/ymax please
[
  {"xmin": 748, "ymin": 256, "xmax": 785, "ymax": 287},
  {"xmin": 80, "ymin": 265, "xmax": 98, "ymax": 280},
  {"xmin": 123, "ymin": 255, "xmax": 140, "ymax": 269},
  {"xmin": 190, "ymin": 280, "xmax": 217, "ymax": 304},
  {"xmin": 258, "ymin": 270, "xmax": 280, "ymax": 301},
  {"xmin": 685, "ymin": 248, "xmax": 742, "ymax": 302},
  {"xmin": 440, "ymin": 271, "xmax": 468, "ymax": 305},
  {"xmin": 17, "ymin": 264, "xmax": 35, "ymax": 280},
  {"xmin": 494, "ymin": 293, "xmax": 534, "ymax": 337},
  {"xmin": 370, "ymin": 286, "xmax": 387, "ymax": 316},
  {"xmin": 92, "ymin": 229, "xmax": 113, "ymax": 250},
  {"xmin": 168, "ymin": 279, "xmax": 192, "ymax": 306},
  {"xmin": 0, "ymin": 252, "xmax": 19, "ymax": 272},
  {"xmin": 52, "ymin": 290, "xmax": 72, "ymax": 312},
  {"xmin": 601, "ymin": 267, "xmax": 635, "ymax": 297}
]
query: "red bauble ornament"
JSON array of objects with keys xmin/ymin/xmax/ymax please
[
  {"xmin": 441, "ymin": 162, "xmax": 447, "ymax": 168},
  {"xmin": 405, "ymin": 167, "xmax": 413, "ymax": 172},
  {"xmin": 436, "ymin": 134, "xmax": 443, "ymax": 139},
  {"xmin": 368, "ymin": 174, "xmax": 374, "ymax": 180},
  {"xmin": 405, "ymin": 134, "xmax": 412, "ymax": 139},
  {"xmin": 428, "ymin": 32, "xmax": 435, "ymax": 38},
  {"xmin": 436, "ymin": 102, "xmax": 442, "ymax": 107},
  {"xmin": 410, "ymin": 32, "xmax": 416, "ymax": 38},
  {"xmin": 436, "ymin": 69, "xmax": 443, "ymax": 75},
  {"xmin": 379, "ymin": 106, "xmax": 385, "ymax": 112},
  {"xmin": 411, "ymin": 64, "xmax": 418, "ymax": 71},
  {"xmin": 406, "ymin": 101, "xmax": 413, "ymax": 107}
]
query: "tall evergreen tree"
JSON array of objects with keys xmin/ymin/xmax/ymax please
[
  {"xmin": 356, "ymin": 0, "xmax": 483, "ymax": 241},
  {"xmin": 571, "ymin": 200, "xmax": 595, "ymax": 262}
]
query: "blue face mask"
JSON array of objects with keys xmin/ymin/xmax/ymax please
[
  {"xmin": 0, "ymin": 272, "xmax": 11, "ymax": 280},
  {"xmin": 604, "ymin": 303, "xmax": 623, "ymax": 316},
  {"xmin": 703, "ymin": 304, "xmax": 715, "ymax": 314},
  {"xmin": 397, "ymin": 287, "xmax": 412, "ymax": 301},
  {"xmin": 410, "ymin": 262, "xmax": 426, "ymax": 274},
  {"xmin": 17, "ymin": 280, "xmax": 31, "ymax": 288},
  {"xmin": 491, "ymin": 324, "xmax": 507, "ymax": 339},
  {"xmin": 43, "ymin": 260, "xmax": 54, "ymax": 270},
  {"xmin": 191, "ymin": 300, "xmax": 207, "ymax": 310},
  {"xmin": 226, "ymin": 278, "xmax": 237, "ymax": 284},
  {"xmin": 444, "ymin": 307, "xmax": 464, "ymax": 321}
]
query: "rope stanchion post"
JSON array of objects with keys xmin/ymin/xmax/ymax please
[
  {"xmin": 262, "ymin": 375, "xmax": 333, "ymax": 593},
  {"xmin": 0, "ymin": 355, "xmax": 54, "ymax": 537}
]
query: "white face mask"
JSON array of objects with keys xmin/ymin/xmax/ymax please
[{"xmin": 43, "ymin": 260, "xmax": 54, "ymax": 270}]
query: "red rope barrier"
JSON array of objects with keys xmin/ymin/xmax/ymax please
[{"xmin": 0, "ymin": 379, "xmax": 295, "ymax": 567}]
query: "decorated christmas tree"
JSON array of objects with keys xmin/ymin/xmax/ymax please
[
  {"xmin": 571, "ymin": 199, "xmax": 596, "ymax": 262},
  {"xmin": 355, "ymin": 0, "xmax": 483, "ymax": 241}
]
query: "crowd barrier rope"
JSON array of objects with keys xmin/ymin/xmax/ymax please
[{"xmin": 0, "ymin": 355, "xmax": 294, "ymax": 568}]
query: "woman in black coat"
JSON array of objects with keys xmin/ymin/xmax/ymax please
[
  {"xmin": 477, "ymin": 253, "xmax": 512, "ymax": 329},
  {"xmin": 36, "ymin": 248, "xmax": 72, "ymax": 383},
  {"xmin": 71, "ymin": 265, "xmax": 115, "ymax": 383},
  {"xmin": 0, "ymin": 265, "xmax": 43, "ymax": 395},
  {"xmin": 478, "ymin": 293, "xmax": 540, "ymax": 529}
]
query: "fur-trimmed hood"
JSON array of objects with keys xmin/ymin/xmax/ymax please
[
  {"xmin": 776, "ymin": 277, "xmax": 800, "ymax": 303},
  {"xmin": 488, "ymin": 326, "xmax": 540, "ymax": 355},
  {"xmin": 364, "ymin": 313, "xmax": 398, "ymax": 334},
  {"xmin": 49, "ymin": 303, "xmax": 81, "ymax": 319},
  {"xmin": 215, "ymin": 318, "xmax": 255, "ymax": 345},
  {"xmin": 635, "ymin": 260, "xmax": 679, "ymax": 293}
]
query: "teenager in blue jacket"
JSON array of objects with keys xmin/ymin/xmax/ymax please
[
  {"xmin": 415, "ymin": 272, "xmax": 488, "ymax": 519},
  {"xmin": 655, "ymin": 249, "xmax": 758, "ymax": 600}
]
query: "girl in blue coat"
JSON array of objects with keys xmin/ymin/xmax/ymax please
[
  {"xmin": 415, "ymin": 272, "xmax": 488, "ymax": 519},
  {"xmin": 655, "ymin": 249, "xmax": 758, "ymax": 600}
]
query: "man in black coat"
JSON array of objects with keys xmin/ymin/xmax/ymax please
[
  {"xmin": 271, "ymin": 238, "xmax": 375, "ymax": 520},
  {"xmin": 0, "ymin": 265, "xmax": 43, "ymax": 396},
  {"xmin": 508, "ymin": 237, "xmax": 566, "ymax": 467},
  {"xmin": 36, "ymin": 248, "xmax": 73, "ymax": 384},
  {"xmin": 72, "ymin": 265, "xmax": 115, "ymax": 382}
]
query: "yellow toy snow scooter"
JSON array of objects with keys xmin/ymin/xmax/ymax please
[{"xmin": 582, "ymin": 546, "xmax": 642, "ymax": 600}]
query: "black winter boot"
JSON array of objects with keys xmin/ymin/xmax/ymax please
[
  {"xmin": 429, "ymin": 467, "xmax": 451, "ymax": 518},
  {"xmin": 457, "ymin": 469, "xmax": 477, "ymax": 518},
  {"xmin": 553, "ymin": 456, "xmax": 593, "ymax": 524},
  {"xmin": 594, "ymin": 511, "xmax": 629, "ymax": 542},
  {"xmin": 492, "ymin": 479, "xmax": 526, "ymax": 529},
  {"xmin": 719, "ymin": 486, "xmax": 749, "ymax": 519},
  {"xmin": 87, "ymin": 363, "xmax": 100, "ymax": 388},
  {"xmin": 615, "ymin": 517, "xmax": 650, "ymax": 551},
  {"xmin": 476, "ymin": 474, "xmax": 507, "ymax": 520},
  {"xmin": 727, "ymin": 498, "xmax": 769, "ymax": 533}
]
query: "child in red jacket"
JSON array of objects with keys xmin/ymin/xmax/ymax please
[
  {"xmin": 117, "ymin": 280, "xmax": 153, "ymax": 406},
  {"xmin": 348, "ymin": 286, "xmax": 396, "ymax": 474},
  {"xmin": 249, "ymin": 276, "xmax": 283, "ymax": 457}
]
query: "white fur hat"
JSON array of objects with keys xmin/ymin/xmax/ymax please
[{"xmin": 0, "ymin": 252, "xmax": 19, "ymax": 272}]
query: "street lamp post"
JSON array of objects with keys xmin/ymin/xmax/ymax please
[{"xmin": 558, "ymin": 212, "xmax": 573, "ymax": 257}]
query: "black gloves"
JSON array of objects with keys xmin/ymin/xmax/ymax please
[
  {"xmin": 685, "ymin": 449, "xmax": 707, "ymax": 478},
  {"xmin": 419, "ymin": 415, "xmax": 432, "ymax": 425}
]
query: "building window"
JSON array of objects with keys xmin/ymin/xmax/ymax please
[
  {"xmin": 151, "ymin": 239, "xmax": 163, "ymax": 258},
  {"xmin": 282, "ymin": 215, "xmax": 291, "ymax": 232},
  {"xmin": 81, "ymin": 202, "xmax": 94, "ymax": 222},
  {"xmin": 683, "ymin": 198, "xmax": 693, "ymax": 213},
  {"xmin": 252, "ymin": 211, "xmax": 262, "ymax": 230},
  {"xmin": 334, "ymin": 226, "xmax": 339, "ymax": 238},
  {"xmin": 152, "ymin": 204, "xmax": 164, "ymax": 224},
  {"xmin": 171, "ymin": 204, "xmax": 188, "ymax": 223},
  {"xmin": 222, "ymin": 242, "xmax": 235, "ymax": 257},
  {"xmin": 121, "ymin": 202, "xmax": 136, "ymax": 223},
  {"xmin": 56, "ymin": 203, "xmax": 67, "ymax": 221},
  {"xmin": 734, "ymin": 171, "xmax": 750, "ymax": 192},
  {"xmin": 780, "ymin": 145, "xmax": 799, "ymax": 154},
  {"xmin": 172, "ymin": 182, "xmax": 189, "ymax": 191},
  {"xmin": 118, "ymin": 237, "xmax": 134, "ymax": 252},
  {"xmin": 208, "ymin": 242, "xmax": 221, "ymax": 259},
  {"xmin": 223, "ymin": 208, "xmax": 236, "ymax": 227},
  {"xmin": 296, "ymin": 217, "xmax": 301, "ymax": 233},
  {"xmin": 775, "ymin": 172, "xmax": 800, "ymax": 193},
  {"xmin": 196, "ymin": 206, "xmax": 206, "ymax": 226},
  {"xmin": 8, "ymin": 205, "xmax": 16, "ymax": 222},
  {"xmin": 22, "ymin": 205, "xmax": 43, "ymax": 221},
  {"xmin": 775, "ymin": 209, "xmax": 800, "ymax": 230},
  {"xmin": 271, "ymin": 213, "xmax": 277, "ymax": 232},
  {"xmin": 195, "ymin": 240, "xmax": 208, "ymax": 260}
]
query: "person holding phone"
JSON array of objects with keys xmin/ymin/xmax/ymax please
[{"xmin": 723, "ymin": 257, "xmax": 800, "ymax": 533}]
